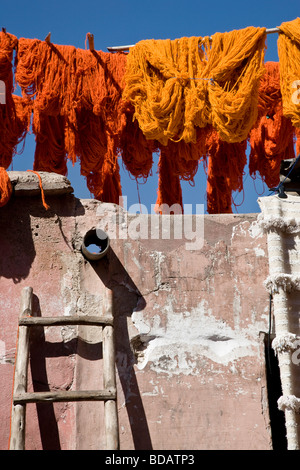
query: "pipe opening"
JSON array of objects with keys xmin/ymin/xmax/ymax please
[{"xmin": 81, "ymin": 228, "xmax": 110, "ymax": 261}]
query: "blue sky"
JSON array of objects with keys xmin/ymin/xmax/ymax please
[{"xmin": 2, "ymin": 0, "xmax": 299, "ymax": 213}]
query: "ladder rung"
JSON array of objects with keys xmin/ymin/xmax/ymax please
[
  {"xmin": 19, "ymin": 315, "xmax": 114, "ymax": 327},
  {"xmin": 13, "ymin": 388, "xmax": 117, "ymax": 404}
]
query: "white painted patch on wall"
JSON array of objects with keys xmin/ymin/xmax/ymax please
[
  {"xmin": 131, "ymin": 299, "xmax": 267, "ymax": 376},
  {"xmin": 0, "ymin": 340, "xmax": 6, "ymax": 364},
  {"xmin": 0, "ymin": 340, "xmax": 14, "ymax": 365},
  {"xmin": 249, "ymin": 220, "xmax": 264, "ymax": 239},
  {"xmin": 254, "ymin": 247, "xmax": 265, "ymax": 257}
]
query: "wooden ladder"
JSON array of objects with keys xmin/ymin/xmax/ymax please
[{"xmin": 9, "ymin": 286, "xmax": 119, "ymax": 450}]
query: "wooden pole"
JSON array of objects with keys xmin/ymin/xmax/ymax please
[
  {"xmin": 9, "ymin": 287, "xmax": 33, "ymax": 450},
  {"xmin": 107, "ymin": 27, "xmax": 281, "ymax": 52},
  {"xmin": 87, "ymin": 33, "xmax": 95, "ymax": 51},
  {"xmin": 45, "ymin": 33, "xmax": 51, "ymax": 44},
  {"xmin": 103, "ymin": 288, "xmax": 119, "ymax": 450}
]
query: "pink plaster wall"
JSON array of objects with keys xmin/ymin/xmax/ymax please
[{"xmin": 0, "ymin": 187, "xmax": 273, "ymax": 450}]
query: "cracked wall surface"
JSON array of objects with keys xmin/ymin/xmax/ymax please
[{"xmin": 0, "ymin": 173, "xmax": 272, "ymax": 450}]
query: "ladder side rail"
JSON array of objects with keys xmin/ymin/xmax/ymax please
[
  {"xmin": 9, "ymin": 287, "xmax": 33, "ymax": 450},
  {"xmin": 103, "ymin": 289, "xmax": 119, "ymax": 451}
]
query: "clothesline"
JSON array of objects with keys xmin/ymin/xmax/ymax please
[{"xmin": 106, "ymin": 27, "xmax": 280, "ymax": 51}]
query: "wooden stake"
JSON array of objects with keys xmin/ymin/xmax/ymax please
[
  {"xmin": 9, "ymin": 287, "xmax": 33, "ymax": 450},
  {"xmin": 45, "ymin": 33, "xmax": 51, "ymax": 44},
  {"xmin": 87, "ymin": 33, "xmax": 95, "ymax": 51}
]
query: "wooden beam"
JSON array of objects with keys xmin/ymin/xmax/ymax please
[
  {"xmin": 19, "ymin": 315, "xmax": 114, "ymax": 327},
  {"xmin": 13, "ymin": 388, "xmax": 116, "ymax": 404}
]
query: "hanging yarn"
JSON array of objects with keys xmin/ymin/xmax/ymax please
[
  {"xmin": 155, "ymin": 149, "xmax": 183, "ymax": 214},
  {"xmin": 4, "ymin": 26, "xmax": 299, "ymax": 215},
  {"xmin": 0, "ymin": 31, "xmax": 30, "ymax": 167},
  {"xmin": 278, "ymin": 18, "xmax": 300, "ymax": 128},
  {"xmin": 296, "ymin": 127, "xmax": 300, "ymax": 156},
  {"xmin": 26, "ymin": 170, "xmax": 50, "ymax": 210},
  {"xmin": 249, "ymin": 61, "xmax": 295, "ymax": 188},
  {"xmin": 15, "ymin": 38, "xmax": 131, "ymax": 204},
  {"xmin": 123, "ymin": 36, "xmax": 208, "ymax": 145},
  {"xmin": 74, "ymin": 46, "xmax": 128, "ymax": 203},
  {"xmin": 154, "ymin": 127, "xmax": 209, "ymax": 213},
  {"xmin": 208, "ymin": 27, "xmax": 266, "ymax": 143},
  {"xmin": 33, "ymin": 115, "xmax": 67, "ymax": 175},
  {"xmin": 123, "ymin": 27, "xmax": 266, "ymax": 146},
  {"xmin": 0, "ymin": 166, "xmax": 12, "ymax": 207},
  {"xmin": 0, "ymin": 32, "xmax": 31, "ymax": 207},
  {"xmin": 205, "ymin": 127, "xmax": 247, "ymax": 214},
  {"xmin": 119, "ymin": 103, "xmax": 156, "ymax": 180},
  {"xmin": 16, "ymin": 38, "xmax": 78, "ymax": 162},
  {"xmin": 160, "ymin": 127, "xmax": 207, "ymax": 181}
]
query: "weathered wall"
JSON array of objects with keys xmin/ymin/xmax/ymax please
[{"xmin": 0, "ymin": 172, "xmax": 273, "ymax": 450}]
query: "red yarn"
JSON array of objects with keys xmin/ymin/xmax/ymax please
[
  {"xmin": 16, "ymin": 38, "xmax": 130, "ymax": 204},
  {"xmin": 249, "ymin": 62, "xmax": 295, "ymax": 188},
  {"xmin": 205, "ymin": 128, "xmax": 247, "ymax": 214},
  {"xmin": 155, "ymin": 148, "xmax": 183, "ymax": 213},
  {"xmin": 0, "ymin": 167, "xmax": 12, "ymax": 207}
]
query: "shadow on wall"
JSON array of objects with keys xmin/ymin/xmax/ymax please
[
  {"xmin": 0, "ymin": 198, "xmax": 36, "ymax": 283},
  {"xmin": 29, "ymin": 294, "xmax": 65, "ymax": 450},
  {"xmin": 90, "ymin": 247, "xmax": 152, "ymax": 450},
  {"xmin": 0, "ymin": 195, "xmax": 85, "ymax": 283},
  {"xmin": 27, "ymin": 247, "xmax": 151, "ymax": 450}
]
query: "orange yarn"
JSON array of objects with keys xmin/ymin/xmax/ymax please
[
  {"xmin": 296, "ymin": 127, "xmax": 300, "ymax": 156},
  {"xmin": 249, "ymin": 62, "xmax": 295, "ymax": 188},
  {"xmin": 278, "ymin": 18, "xmax": 300, "ymax": 128},
  {"xmin": 74, "ymin": 47, "xmax": 128, "ymax": 203},
  {"xmin": 33, "ymin": 115, "xmax": 67, "ymax": 175},
  {"xmin": 0, "ymin": 33, "xmax": 29, "ymax": 169},
  {"xmin": 16, "ymin": 38, "xmax": 79, "ymax": 166},
  {"xmin": 0, "ymin": 28, "xmax": 297, "ymax": 214},
  {"xmin": 0, "ymin": 32, "xmax": 30, "ymax": 208},
  {"xmin": 123, "ymin": 27, "xmax": 266, "ymax": 145},
  {"xmin": 0, "ymin": 167, "xmax": 12, "ymax": 207},
  {"xmin": 154, "ymin": 129, "xmax": 206, "ymax": 212},
  {"xmin": 207, "ymin": 27, "xmax": 266, "ymax": 143},
  {"xmin": 26, "ymin": 170, "xmax": 50, "ymax": 210},
  {"xmin": 205, "ymin": 128, "xmax": 247, "ymax": 214},
  {"xmin": 119, "ymin": 103, "xmax": 156, "ymax": 180},
  {"xmin": 155, "ymin": 149, "xmax": 183, "ymax": 214},
  {"xmin": 16, "ymin": 38, "xmax": 131, "ymax": 204}
]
